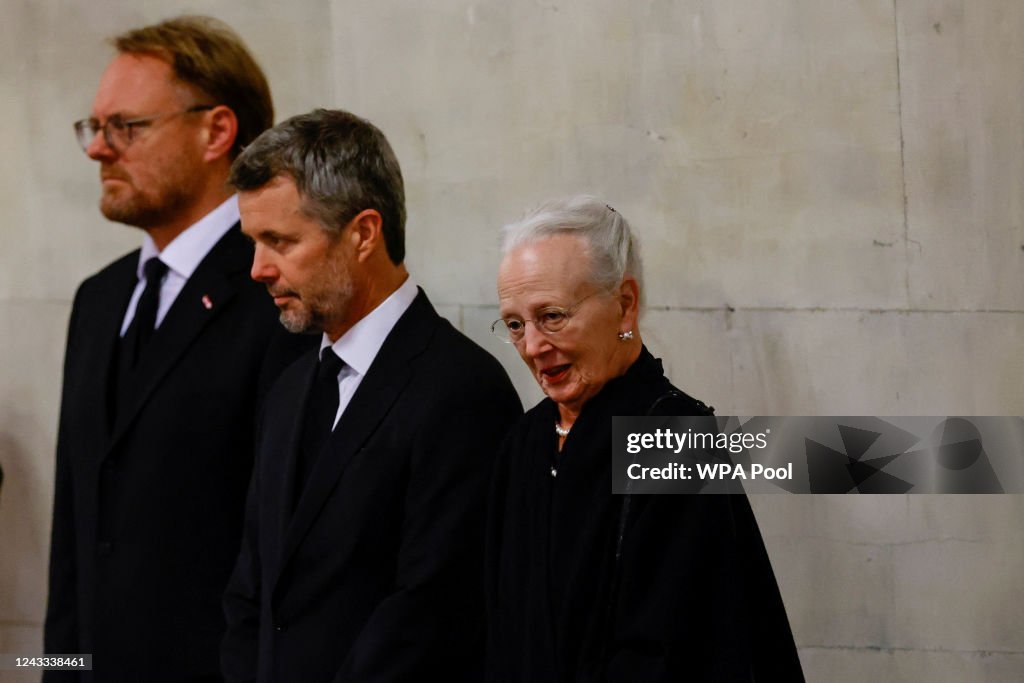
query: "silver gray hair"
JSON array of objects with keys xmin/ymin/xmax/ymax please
[
  {"xmin": 501, "ymin": 194, "xmax": 643, "ymax": 294},
  {"xmin": 230, "ymin": 108, "xmax": 406, "ymax": 264}
]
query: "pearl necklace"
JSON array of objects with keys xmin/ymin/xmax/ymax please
[{"xmin": 554, "ymin": 423, "xmax": 571, "ymax": 438}]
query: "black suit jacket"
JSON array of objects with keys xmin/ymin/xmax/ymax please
[
  {"xmin": 45, "ymin": 226, "xmax": 311, "ymax": 682},
  {"xmin": 486, "ymin": 349, "xmax": 803, "ymax": 681},
  {"xmin": 221, "ymin": 290, "xmax": 522, "ymax": 683}
]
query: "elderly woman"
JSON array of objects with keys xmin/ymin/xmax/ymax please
[{"xmin": 486, "ymin": 196, "xmax": 803, "ymax": 682}]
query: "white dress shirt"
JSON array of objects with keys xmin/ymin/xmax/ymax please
[
  {"xmin": 119, "ymin": 195, "xmax": 241, "ymax": 336},
  {"xmin": 319, "ymin": 275, "xmax": 419, "ymax": 429}
]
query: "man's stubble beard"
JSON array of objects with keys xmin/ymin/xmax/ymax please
[
  {"xmin": 100, "ymin": 182, "xmax": 193, "ymax": 229},
  {"xmin": 278, "ymin": 250, "xmax": 355, "ymax": 336},
  {"xmin": 98, "ymin": 158, "xmax": 199, "ymax": 229}
]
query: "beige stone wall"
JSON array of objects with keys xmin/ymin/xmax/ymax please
[{"xmin": 1, "ymin": 1, "xmax": 1021, "ymax": 680}]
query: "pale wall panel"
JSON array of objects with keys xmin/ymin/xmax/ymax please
[
  {"xmin": 899, "ymin": 0, "xmax": 1024, "ymax": 311},
  {"xmin": 719, "ymin": 309, "xmax": 1024, "ymax": 414},
  {"xmin": 0, "ymin": 623, "xmax": 44, "ymax": 683},
  {"xmin": 0, "ymin": 301, "xmax": 70, "ymax": 628},
  {"xmin": 331, "ymin": 0, "xmax": 907, "ymax": 311},
  {"xmin": 636, "ymin": 308, "xmax": 1024, "ymax": 415},
  {"xmin": 890, "ymin": 537, "xmax": 1024, "ymax": 652},
  {"xmin": 800, "ymin": 646, "xmax": 1024, "ymax": 683},
  {"xmin": 756, "ymin": 496, "xmax": 1024, "ymax": 658}
]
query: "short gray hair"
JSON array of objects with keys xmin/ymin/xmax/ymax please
[
  {"xmin": 501, "ymin": 194, "xmax": 643, "ymax": 294},
  {"xmin": 229, "ymin": 108, "xmax": 406, "ymax": 264}
]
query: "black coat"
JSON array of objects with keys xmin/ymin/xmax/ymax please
[
  {"xmin": 45, "ymin": 226, "xmax": 311, "ymax": 682},
  {"xmin": 221, "ymin": 290, "xmax": 523, "ymax": 683},
  {"xmin": 486, "ymin": 347, "xmax": 804, "ymax": 682}
]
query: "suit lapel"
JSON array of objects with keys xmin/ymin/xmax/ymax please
[
  {"xmin": 107, "ymin": 226, "xmax": 251, "ymax": 456},
  {"xmin": 253, "ymin": 352, "xmax": 317, "ymax": 586},
  {"xmin": 279, "ymin": 355, "xmax": 317, "ymax": 533},
  {"xmin": 83, "ymin": 255, "xmax": 139, "ymax": 444},
  {"xmin": 275, "ymin": 291, "xmax": 439, "ymax": 581}
]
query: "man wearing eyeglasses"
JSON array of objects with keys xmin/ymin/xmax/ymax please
[{"xmin": 46, "ymin": 16, "xmax": 309, "ymax": 682}]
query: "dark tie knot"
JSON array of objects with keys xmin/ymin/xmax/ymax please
[
  {"xmin": 117, "ymin": 257, "xmax": 170, "ymax": 381},
  {"xmin": 143, "ymin": 257, "xmax": 169, "ymax": 286},
  {"xmin": 318, "ymin": 349, "xmax": 345, "ymax": 381}
]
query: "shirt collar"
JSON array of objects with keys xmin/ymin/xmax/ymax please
[
  {"xmin": 319, "ymin": 275, "xmax": 419, "ymax": 376},
  {"xmin": 137, "ymin": 195, "xmax": 240, "ymax": 279}
]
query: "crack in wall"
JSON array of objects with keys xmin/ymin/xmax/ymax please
[{"xmin": 893, "ymin": 0, "xmax": 913, "ymax": 308}]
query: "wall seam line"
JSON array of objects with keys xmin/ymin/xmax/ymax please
[
  {"xmin": 447, "ymin": 304, "xmax": 1024, "ymax": 315},
  {"xmin": 801, "ymin": 644, "xmax": 1024, "ymax": 656},
  {"xmin": 893, "ymin": 0, "xmax": 913, "ymax": 307}
]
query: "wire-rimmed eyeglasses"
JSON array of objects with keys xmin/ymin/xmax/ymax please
[
  {"xmin": 491, "ymin": 290, "xmax": 605, "ymax": 343},
  {"xmin": 73, "ymin": 105, "xmax": 215, "ymax": 153}
]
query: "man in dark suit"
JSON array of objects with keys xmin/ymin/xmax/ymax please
[
  {"xmin": 221, "ymin": 109, "xmax": 523, "ymax": 682},
  {"xmin": 46, "ymin": 17, "xmax": 309, "ymax": 681}
]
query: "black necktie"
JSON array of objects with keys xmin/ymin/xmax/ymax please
[
  {"xmin": 111, "ymin": 257, "xmax": 168, "ymax": 424},
  {"xmin": 125, "ymin": 257, "xmax": 169, "ymax": 367},
  {"xmin": 295, "ymin": 349, "xmax": 345, "ymax": 506}
]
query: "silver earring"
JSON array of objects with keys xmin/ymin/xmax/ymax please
[{"xmin": 618, "ymin": 330, "xmax": 634, "ymax": 341}]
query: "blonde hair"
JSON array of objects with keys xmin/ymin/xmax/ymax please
[{"xmin": 113, "ymin": 15, "xmax": 273, "ymax": 158}]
